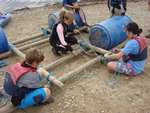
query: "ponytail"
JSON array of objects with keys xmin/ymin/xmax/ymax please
[
  {"xmin": 59, "ymin": 9, "xmax": 66, "ymax": 23},
  {"xmin": 138, "ymin": 28, "xmax": 143, "ymax": 34},
  {"xmin": 59, "ymin": 8, "xmax": 74, "ymax": 23},
  {"xmin": 126, "ymin": 22, "xmax": 143, "ymax": 36}
]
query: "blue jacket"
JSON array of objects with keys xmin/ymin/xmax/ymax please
[{"xmin": 63, "ymin": 0, "xmax": 77, "ymax": 6}]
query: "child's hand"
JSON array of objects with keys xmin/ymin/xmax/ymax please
[
  {"xmin": 73, "ymin": 29, "xmax": 80, "ymax": 34},
  {"xmin": 49, "ymin": 76, "xmax": 64, "ymax": 87},
  {"xmin": 73, "ymin": 4, "xmax": 80, "ymax": 9},
  {"xmin": 111, "ymin": 48, "xmax": 120, "ymax": 53}
]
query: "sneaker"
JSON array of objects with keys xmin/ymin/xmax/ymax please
[
  {"xmin": 43, "ymin": 97, "xmax": 54, "ymax": 105},
  {"xmin": 61, "ymin": 50, "xmax": 68, "ymax": 55},
  {"xmin": 52, "ymin": 48, "xmax": 61, "ymax": 56}
]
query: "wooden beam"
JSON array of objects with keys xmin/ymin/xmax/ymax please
[
  {"xmin": 37, "ymin": 68, "xmax": 64, "ymax": 87},
  {"xmin": 18, "ymin": 38, "xmax": 49, "ymax": 51},
  {"xmin": 0, "ymin": 51, "xmax": 11, "ymax": 60},
  {"xmin": 87, "ymin": 43, "xmax": 111, "ymax": 55},
  {"xmin": 58, "ymin": 56, "xmax": 100, "ymax": 82},
  {"xmin": 9, "ymin": 43, "xmax": 25, "ymax": 59},
  {"xmin": 79, "ymin": 40, "xmax": 111, "ymax": 55},
  {"xmin": 12, "ymin": 33, "xmax": 43, "ymax": 45},
  {"xmin": 43, "ymin": 49, "xmax": 82, "ymax": 70}
]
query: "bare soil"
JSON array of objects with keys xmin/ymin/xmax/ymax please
[{"xmin": 1, "ymin": 1, "xmax": 150, "ymax": 113}]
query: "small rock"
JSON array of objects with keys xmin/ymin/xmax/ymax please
[{"xmin": 101, "ymin": 110, "xmax": 105, "ymax": 113}]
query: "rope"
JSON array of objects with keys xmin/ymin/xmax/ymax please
[
  {"xmin": 0, "ymin": 60, "xmax": 8, "ymax": 68},
  {"xmin": 46, "ymin": 72, "xmax": 54, "ymax": 85}
]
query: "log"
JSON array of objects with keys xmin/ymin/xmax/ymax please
[
  {"xmin": 58, "ymin": 56, "xmax": 100, "ymax": 82},
  {"xmin": 12, "ymin": 33, "xmax": 43, "ymax": 45},
  {"xmin": 0, "ymin": 104, "xmax": 16, "ymax": 113},
  {"xmin": 1, "ymin": 38, "xmax": 48, "ymax": 59},
  {"xmin": 87, "ymin": 43, "xmax": 111, "ymax": 55},
  {"xmin": 44, "ymin": 49, "xmax": 82, "ymax": 70},
  {"xmin": 18, "ymin": 38, "xmax": 49, "ymax": 51},
  {"xmin": 79, "ymin": 40, "xmax": 111, "ymax": 55},
  {"xmin": 9, "ymin": 43, "xmax": 25, "ymax": 59},
  {"xmin": 0, "ymin": 51, "xmax": 11, "ymax": 60},
  {"xmin": 37, "ymin": 68, "xmax": 64, "ymax": 87},
  {"xmin": 15, "ymin": 37, "xmax": 44, "ymax": 48}
]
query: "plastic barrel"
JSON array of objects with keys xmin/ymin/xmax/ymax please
[
  {"xmin": 0, "ymin": 13, "xmax": 11, "ymax": 27},
  {"xmin": 89, "ymin": 16, "xmax": 132, "ymax": 50},
  {"xmin": 0, "ymin": 27, "xmax": 9, "ymax": 53},
  {"xmin": 48, "ymin": 12, "xmax": 59, "ymax": 29}
]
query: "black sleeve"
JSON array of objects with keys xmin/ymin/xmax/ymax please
[
  {"xmin": 107, "ymin": 0, "xmax": 111, "ymax": 9},
  {"xmin": 122, "ymin": 0, "xmax": 127, "ymax": 10}
]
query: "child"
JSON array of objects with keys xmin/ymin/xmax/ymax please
[
  {"xmin": 107, "ymin": 0, "xmax": 127, "ymax": 16},
  {"xmin": 3, "ymin": 48, "xmax": 53, "ymax": 109},
  {"xmin": 63, "ymin": 0, "xmax": 87, "ymax": 28},
  {"xmin": 105, "ymin": 22, "xmax": 148, "ymax": 76},
  {"xmin": 49, "ymin": 10, "xmax": 78, "ymax": 56}
]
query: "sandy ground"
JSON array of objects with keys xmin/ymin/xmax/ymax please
[{"xmin": 1, "ymin": 0, "xmax": 150, "ymax": 113}]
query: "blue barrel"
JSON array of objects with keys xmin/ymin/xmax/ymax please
[
  {"xmin": 0, "ymin": 28, "xmax": 9, "ymax": 53},
  {"xmin": 0, "ymin": 13, "xmax": 11, "ymax": 27},
  {"xmin": 89, "ymin": 16, "xmax": 132, "ymax": 50}
]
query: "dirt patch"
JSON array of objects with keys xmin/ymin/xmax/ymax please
[{"xmin": 1, "ymin": 1, "xmax": 150, "ymax": 113}]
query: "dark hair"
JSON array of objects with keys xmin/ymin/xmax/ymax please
[
  {"xmin": 126, "ymin": 22, "xmax": 143, "ymax": 35},
  {"xmin": 24, "ymin": 48, "xmax": 44, "ymax": 65}
]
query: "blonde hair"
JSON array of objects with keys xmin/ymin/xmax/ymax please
[
  {"xmin": 59, "ymin": 8, "xmax": 74, "ymax": 23},
  {"xmin": 25, "ymin": 48, "xmax": 44, "ymax": 65}
]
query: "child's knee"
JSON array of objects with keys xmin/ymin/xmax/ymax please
[
  {"xmin": 44, "ymin": 88, "xmax": 51, "ymax": 99},
  {"xmin": 107, "ymin": 62, "xmax": 116, "ymax": 72}
]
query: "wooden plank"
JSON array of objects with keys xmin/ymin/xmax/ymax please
[
  {"xmin": 58, "ymin": 56, "xmax": 100, "ymax": 82},
  {"xmin": 12, "ymin": 33, "xmax": 43, "ymax": 45},
  {"xmin": 18, "ymin": 38, "xmax": 49, "ymax": 51},
  {"xmin": 0, "ymin": 51, "xmax": 11, "ymax": 60},
  {"xmin": 9, "ymin": 43, "xmax": 25, "ymax": 59}
]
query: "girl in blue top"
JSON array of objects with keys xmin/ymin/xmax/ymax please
[{"xmin": 105, "ymin": 22, "xmax": 148, "ymax": 76}]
